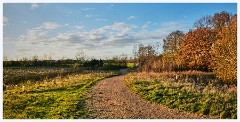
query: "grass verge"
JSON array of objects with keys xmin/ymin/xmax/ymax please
[{"xmin": 124, "ymin": 71, "xmax": 237, "ymax": 119}]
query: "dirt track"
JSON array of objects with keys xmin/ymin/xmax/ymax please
[{"xmin": 85, "ymin": 69, "xmax": 211, "ymax": 119}]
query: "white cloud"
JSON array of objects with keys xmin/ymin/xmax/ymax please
[
  {"xmin": 21, "ymin": 21, "xmax": 28, "ymax": 24},
  {"xmin": 17, "ymin": 21, "xmax": 183, "ymax": 57},
  {"xmin": 17, "ymin": 49, "xmax": 31, "ymax": 53},
  {"xmin": 127, "ymin": 16, "xmax": 136, "ymax": 20},
  {"xmin": 17, "ymin": 22, "xmax": 61, "ymax": 45},
  {"xmin": 183, "ymin": 15, "xmax": 188, "ymax": 19},
  {"xmin": 84, "ymin": 15, "xmax": 93, "ymax": 18},
  {"xmin": 142, "ymin": 21, "xmax": 152, "ymax": 29},
  {"xmin": 96, "ymin": 18, "xmax": 107, "ymax": 21},
  {"xmin": 31, "ymin": 3, "xmax": 39, "ymax": 9},
  {"xmin": 18, "ymin": 28, "xmax": 52, "ymax": 45},
  {"xmin": 3, "ymin": 16, "xmax": 8, "ymax": 26},
  {"xmin": 40, "ymin": 22, "xmax": 60, "ymax": 30},
  {"xmin": 82, "ymin": 8, "xmax": 95, "ymax": 11},
  {"xmin": 15, "ymin": 21, "xmax": 187, "ymax": 60},
  {"xmin": 66, "ymin": 11, "xmax": 73, "ymax": 14},
  {"xmin": 74, "ymin": 25, "xmax": 84, "ymax": 30}
]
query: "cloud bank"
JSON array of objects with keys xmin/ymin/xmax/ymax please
[{"xmin": 18, "ymin": 22, "xmax": 170, "ymax": 50}]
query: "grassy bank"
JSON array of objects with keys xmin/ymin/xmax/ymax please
[
  {"xmin": 124, "ymin": 71, "xmax": 237, "ymax": 119},
  {"xmin": 3, "ymin": 71, "xmax": 119, "ymax": 119}
]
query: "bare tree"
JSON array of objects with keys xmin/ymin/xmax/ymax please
[
  {"xmin": 194, "ymin": 15, "xmax": 213, "ymax": 28},
  {"xmin": 75, "ymin": 51, "xmax": 86, "ymax": 66},
  {"xmin": 136, "ymin": 44, "xmax": 157, "ymax": 71},
  {"xmin": 163, "ymin": 30, "xmax": 184, "ymax": 53},
  {"xmin": 75, "ymin": 51, "xmax": 85, "ymax": 62}
]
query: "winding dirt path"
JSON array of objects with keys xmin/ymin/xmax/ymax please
[{"xmin": 85, "ymin": 69, "xmax": 212, "ymax": 119}]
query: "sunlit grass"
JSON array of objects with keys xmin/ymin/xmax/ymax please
[
  {"xmin": 124, "ymin": 71, "xmax": 237, "ymax": 119},
  {"xmin": 3, "ymin": 71, "xmax": 119, "ymax": 119}
]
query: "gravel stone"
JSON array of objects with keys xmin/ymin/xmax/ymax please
[{"xmin": 85, "ymin": 69, "xmax": 214, "ymax": 119}]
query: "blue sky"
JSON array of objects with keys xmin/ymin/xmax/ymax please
[{"xmin": 3, "ymin": 3, "xmax": 237, "ymax": 60}]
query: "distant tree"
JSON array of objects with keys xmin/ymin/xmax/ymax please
[
  {"xmin": 163, "ymin": 30, "xmax": 184, "ymax": 53},
  {"xmin": 30, "ymin": 55, "xmax": 39, "ymax": 66},
  {"xmin": 19, "ymin": 57, "xmax": 29, "ymax": 67},
  {"xmin": 99, "ymin": 59, "xmax": 104, "ymax": 67},
  {"xmin": 75, "ymin": 51, "xmax": 86, "ymax": 66},
  {"xmin": 43, "ymin": 54, "xmax": 53, "ymax": 60},
  {"xmin": 75, "ymin": 51, "xmax": 85, "ymax": 61},
  {"xmin": 89, "ymin": 59, "xmax": 99, "ymax": 67},
  {"xmin": 136, "ymin": 44, "xmax": 157, "ymax": 71},
  {"xmin": 32, "ymin": 55, "xmax": 39, "ymax": 61},
  {"xmin": 119, "ymin": 54, "xmax": 128, "ymax": 67},
  {"xmin": 162, "ymin": 30, "xmax": 184, "ymax": 71}
]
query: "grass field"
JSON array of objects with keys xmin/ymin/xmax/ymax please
[
  {"xmin": 3, "ymin": 69, "xmax": 119, "ymax": 119},
  {"xmin": 3, "ymin": 67, "xmax": 83, "ymax": 88},
  {"xmin": 124, "ymin": 71, "xmax": 237, "ymax": 119}
]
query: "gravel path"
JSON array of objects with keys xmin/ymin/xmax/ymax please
[{"xmin": 85, "ymin": 69, "xmax": 212, "ymax": 119}]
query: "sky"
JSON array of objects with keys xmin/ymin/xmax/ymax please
[{"xmin": 3, "ymin": 3, "xmax": 237, "ymax": 60}]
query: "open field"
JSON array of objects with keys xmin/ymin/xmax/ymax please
[
  {"xmin": 3, "ymin": 67, "xmax": 83, "ymax": 88},
  {"xmin": 124, "ymin": 71, "xmax": 237, "ymax": 119},
  {"xmin": 3, "ymin": 69, "xmax": 119, "ymax": 119}
]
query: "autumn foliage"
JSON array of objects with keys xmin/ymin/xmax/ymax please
[
  {"xmin": 135, "ymin": 11, "xmax": 237, "ymax": 84},
  {"xmin": 177, "ymin": 27, "xmax": 216, "ymax": 71},
  {"xmin": 210, "ymin": 15, "xmax": 237, "ymax": 83}
]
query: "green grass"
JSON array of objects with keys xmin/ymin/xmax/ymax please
[
  {"xmin": 3, "ymin": 71, "xmax": 119, "ymax": 119},
  {"xmin": 127, "ymin": 63, "xmax": 135, "ymax": 68},
  {"xmin": 124, "ymin": 72, "xmax": 237, "ymax": 119}
]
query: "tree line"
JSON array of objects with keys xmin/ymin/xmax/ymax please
[
  {"xmin": 134, "ymin": 11, "xmax": 237, "ymax": 83},
  {"xmin": 3, "ymin": 52, "xmax": 129, "ymax": 70}
]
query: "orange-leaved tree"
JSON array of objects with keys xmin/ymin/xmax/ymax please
[
  {"xmin": 210, "ymin": 14, "xmax": 237, "ymax": 83},
  {"xmin": 177, "ymin": 27, "xmax": 216, "ymax": 71}
]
